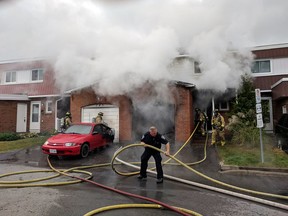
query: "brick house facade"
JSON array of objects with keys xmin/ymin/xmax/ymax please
[{"xmin": 69, "ymin": 82, "xmax": 194, "ymax": 143}]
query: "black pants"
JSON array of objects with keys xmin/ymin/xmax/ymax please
[{"xmin": 140, "ymin": 149, "xmax": 163, "ymax": 179}]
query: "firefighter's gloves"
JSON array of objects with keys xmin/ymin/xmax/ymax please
[{"xmin": 212, "ymin": 125, "xmax": 224, "ymax": 131}]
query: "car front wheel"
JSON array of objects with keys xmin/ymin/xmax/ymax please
[{"xmin": 80, "ymin": 143, "xmax": 90, "ymax": 158}]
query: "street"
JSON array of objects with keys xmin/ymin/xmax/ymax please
[{"xmin": 0, "ymin": 139, "xmax": 287, "ymax": 216}]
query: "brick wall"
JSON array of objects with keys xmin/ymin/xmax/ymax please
[
  {"xmin": 174, "ymin": 86, "xmax": 193, "ymax": 142},
  {"xmin": 71, "ymin": 88, "xmax": 133, "ymax": 141},
  {"xmin": 71, "ymin": 86, "xmax": 194, "ymax": 143},
  {"xmin": 0, "ymin": 101, "xmax": 17, "ymax": 132},
  {"xmin": 38, "ymin": 99, "xmax": 57, "ymax": 133}
]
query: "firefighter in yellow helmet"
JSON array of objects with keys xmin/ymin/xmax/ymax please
[
  {"xmin": 60, "ymin": 112, "xmax": 72, "ymax": 132},
  {"xmin": 211, "ymin": 109, "xmax": 225, "ymax": 146},
  {"xmin": 95, "ymin": 112, "xmax": 104, "ymax": 124},
  {"xmin": 65, "ymin": 112, "xmax": 72, "ymax": 127},
  {"xmin": 195, "ymin": 108, "xmax": 208, "ymax": 136}
]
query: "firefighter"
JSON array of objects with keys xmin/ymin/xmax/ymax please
[
  {"xmin": 195, "ymin": 108, "xmax": 208, "ymax": 136},
  {"xmin": 138, "ymin": 126, "xmax": 170, "ymax": 184},
  {"xmin": 95, "ymin": 112, "xmax": 104, "ymax": 124},
  {"xmin": 61, "ymin": 112, "xmax": 72, "ymax": 131},
  {"xmin": 211, "ymin": 109, "xmax": 225, "ymax": 146}
]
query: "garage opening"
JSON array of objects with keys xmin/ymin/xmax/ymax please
[
  {"xmin": 81, "ymin": 105, "xmax": 119, "ymax": 142},
  {"xmin": 132, "ymin": 102, "xmax": 175, "ymax": 142}
]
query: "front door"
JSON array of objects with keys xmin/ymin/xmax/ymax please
[
  {"xmin": 16, "ymin": 103, "xmax": 27, "ymax": 132},
  {"xmin": 262, "ymin": 97, "xmax": 273, "ymax": 132},
  {"xmin": 30, "ymin": 101, "xmax": 41, "ymax": 133}
]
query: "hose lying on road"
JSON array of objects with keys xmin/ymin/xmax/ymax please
[
  {"xmin": 112, "ymin": 144, "xmax": 288, "ymax": 211},
  {"xmin": 46, "ymin": 157, "xmax": 199, "ymax": 216},
  {"xmin": 1, "ymin": 122, "xmax": 287, "ymax": 213},
  {"xmin": 0, "ymin": 168, "xmax": 93, "ymax": 188},
  {"xmin": 112, "ymin": 143, "xmax": 288, "ymax": 200},
  {"xmin": 83, "ymin": 204, "xmax": 200, "ymax": 216}
]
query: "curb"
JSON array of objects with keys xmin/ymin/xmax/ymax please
[{"xmin": 220, "ymin": 164, "xmax": 288, "ymax": 176}]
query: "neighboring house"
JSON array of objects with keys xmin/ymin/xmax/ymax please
[
  {"xmin": 0, "ymin": 59, "xmax": 69, "ymax": 133},
  {"xmin": 173, "ymin": 43, "xmax": 288, "ymax": 134},
  {"xmin": 252, "ymin": 43, "xmax": 288, "ymax": 132}
]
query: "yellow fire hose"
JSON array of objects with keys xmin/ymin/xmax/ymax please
[
  {"xmin": 46, "ymin": 156, "xmax": 199, "ymax": 216},
  {"xmin": 83, "ymin": 204, "xmax": 201, "ymax": 216},
  {"xmin": 111, "ymin": 143, "xmax": 288, "ymax": 200},
  {"xmin": 0, "ymin": 122, "xmax": 287, "ymax": 214}
]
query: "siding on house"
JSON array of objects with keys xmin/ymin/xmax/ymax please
[
  {"xmin": 252, "ymin": 44, "xmax": 288, "ymax": 126},
  {"xmin": 0, "ymin": 60, "xmax": 61, "ymax": 133},
  {"xmin": 0, "ymin": 60, "xmax": 59, "ymax": 96},
  {"xmin": 253, "ymin": 47, "xmax": 288, "ymax": 59}
]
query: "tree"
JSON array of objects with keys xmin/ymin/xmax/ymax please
[
  {"xmin": 230, "ymin": 74, "xmax": 256, "ymax": 125},
  {"xmin": 227, "ymin": 74, "xmax": 260, "ymax": 147}
]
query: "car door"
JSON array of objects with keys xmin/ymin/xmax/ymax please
[{"xmin": 91, "ymin": 124, "xmax": 106, "ymax": 149}]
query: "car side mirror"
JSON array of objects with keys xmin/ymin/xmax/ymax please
[{"xmin": 92, "ymin": 131, "xmax": 99, "ymax": 135}]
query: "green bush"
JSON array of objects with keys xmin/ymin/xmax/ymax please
[
  {"xmin": 19, "ymin": 133, "xmax": 39, "ymax": 139},
  {"xmin": 0, "ymin": 133, "xmax": 22, "ymax": 141},
  {"xmin": 226, "ymin": 114, "xmax": 266, "ymax": 147}
]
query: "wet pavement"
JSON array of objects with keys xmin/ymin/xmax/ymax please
[{"xmin": 0, "ymin": 135, "xmax": 288, "ymax": 216}]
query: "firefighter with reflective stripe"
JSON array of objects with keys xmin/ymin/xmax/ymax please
[
  {"xmin": 60, "ymin": 112, "xmax": 72, "ymax": 132},
  {"xmin": 211, "ymin": 109, "xmax": 225, "ymax": 146},
  {"xmin": 195, "ymin": 108, "xmax": 208, "ymax": 136}
]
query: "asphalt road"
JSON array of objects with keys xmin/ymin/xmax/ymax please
[{"xmin": 0, "ymin": 136, "xmax": 288, "ymax": 216}]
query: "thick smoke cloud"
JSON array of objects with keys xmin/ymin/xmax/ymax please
[{"xmin": 0, "ymin": 0, "xmax": 287, "ymax": 95}]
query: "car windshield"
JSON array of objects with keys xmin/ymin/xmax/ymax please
[{"xmin": 64, "ymin": 125, "xmax": 92, "ymax": 134}]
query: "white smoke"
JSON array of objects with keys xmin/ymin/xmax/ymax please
[{"xmin": 0, "ymin": 0, "xmax": 287, "ymax": 95}]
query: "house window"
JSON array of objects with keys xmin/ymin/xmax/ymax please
[
  {"xmin": 194, "ymin": 61, "xmax": 201, "ymax": 74},
  {"xmin": 32, "ymin": 104, "xmax": 40, "ymax": 122},
  {"xmin": 31, "ymin": 69, "xmax": 44, "ymax": 81},
  {"xmin": 46, "ymin": 101, "xmax": 53, "ymax": 113},
  {"xmin": 219, "ymin": 102, "xmax": 229, "ymax": 111},
  {"xmin": 5, "ymin": 71, "xmax": 16, "ymax": 83},
  {"xmin": 252, "ymin": 60, "xmax": 271, "ymax": 73},
  {"xmin": 282, "ymin": 105, "xmax": 287, "ymax": 114}
]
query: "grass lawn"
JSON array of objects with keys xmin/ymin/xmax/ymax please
[
  {"xmin": 0, "ymin": 136, "xmax": 50, "ymax": 153},
  {"xmin": 217, "ymin": 142, "xmax": 288, "ymax": 168},
  {"xmin": 1, "ymin": 133, "xmax": 287, "ymax": 168}
]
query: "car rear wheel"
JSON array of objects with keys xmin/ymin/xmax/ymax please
[{"xmin": 80, "ymin": 143, "xmax": 90, "ymax": 158}]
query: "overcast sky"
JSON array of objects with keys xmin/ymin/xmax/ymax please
[{"xmin": 0, "ymin": 0, "xmax": 287, "ymax": 94}]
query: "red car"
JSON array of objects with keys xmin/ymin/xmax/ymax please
[{"xmin": 42, "ymin": 123, "xmax": 114, "ymax": 158}]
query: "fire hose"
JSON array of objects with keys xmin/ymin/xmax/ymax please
[{"xmin": 0, "ymin": 122, "xmax": 288, "ymax": 214}]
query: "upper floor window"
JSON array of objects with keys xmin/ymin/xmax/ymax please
[
  {"xmin": 32, "ymin": 69, "xmax": 44, "ymax": 81},
  {"xmin": 194, "ymin": 61, "xmax": 201, "ymax": 74},
  {"xmin": 252, "ymin": 60, "xmax": 271, "ymax": 73},
  {"xmin": 5, "ymin": 71, "xmax": 16, "ymax": 83}
]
